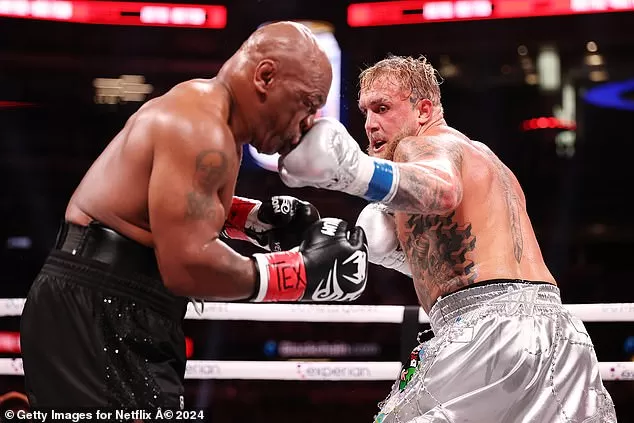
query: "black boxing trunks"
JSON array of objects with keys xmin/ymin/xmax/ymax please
[{"xmin": 20, "ymin": 221, "xmax": 189, "ymax": 409}]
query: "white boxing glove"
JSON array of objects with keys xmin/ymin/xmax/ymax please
[
  {"xmin": 279, "ymin": 117, "xmax": 401, "ymax": 203},
  {"xmin": 355, "ymin": 203, "xmax": 412, "ymax": 277}
]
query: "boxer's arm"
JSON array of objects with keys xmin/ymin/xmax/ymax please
[
  {"xmin": 278, "ymin": 118, "xmax": 462, "ymax": 215},
  {"xmin": 147, "ymin": 114, "xmax": 257, "ymax": 300},
  {"xmin": 388, "ymin": 136, "xmax": 463, "ymax": 215}
]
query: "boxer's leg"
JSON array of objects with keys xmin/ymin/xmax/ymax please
[
  {"xmin": 377, "ymin": 308, "xmax": 551, "ymax": 423},
  {"xmin": 378, "ymin": 294, "xmax": 618, "ymax": 423},
  {"xmin": 21, "ymin": 272, "xmax": 107, "ymax": 406},
  {"xmin": 99, "ymin": 287, "xmax": 186, "ymax": 409},
  {"xmin": 21, "ymin": 253, "xmax": 186, "ymax": 408},
  {"xmin": 545, "ymin": 310, "xmax": 617, "ymax": 422}
]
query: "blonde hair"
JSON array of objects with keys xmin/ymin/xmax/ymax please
[{"xmin": 359, "ymin": 55, "xmax": 443, "ymax": 109}]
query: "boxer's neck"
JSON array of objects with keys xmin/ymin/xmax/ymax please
[
  {"xmin": 416, "ymin": 110, "xmax": 446, "ymax": 136},
  {"xmin": 217, "ymin": 67, "xmax": 254, "ymax": 146}
]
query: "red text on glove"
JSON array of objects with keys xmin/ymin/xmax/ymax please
[{"xmin": 263, "ymin": 252, "xmax": 307, "ymax": 301}]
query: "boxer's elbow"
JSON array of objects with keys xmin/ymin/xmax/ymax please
[
  {"xmin": 436, "ymin": 179, "xmax": 462, "ymax": 214},
  {"xmin": 154, "ymin": 238, "xmax": 208, "ymax": 296},
  {"xmin": 418, "ymin": 166, "xmax": 463, "ymax": 214},
  {"xmin": 156, "ymin": 247, "xmax": 198, "ymax": 296}
]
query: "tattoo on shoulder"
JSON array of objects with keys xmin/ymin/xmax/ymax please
[
  {"xmin": 481, "ymin": 147, "xmax": 523, "ymax": 263},
  {"xmin": 391, "ymin": 137, "xmax": 464, "ymax": 213},
  {"xmin": 394, "ymin": 136, "xmax": 463, "ymax": 174},
  {"xmin": 185, "ymin": 149, "xmax": 228, "ymax": 220}
]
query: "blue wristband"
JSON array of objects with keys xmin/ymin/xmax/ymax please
[{"xmin": 364, "ymin": 160, "xmax": 398, "ymax": 202}]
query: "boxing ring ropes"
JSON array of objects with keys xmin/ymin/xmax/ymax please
[{"xmin": 0, "ymin": 299, "xmax": 632, "ymax": 382}]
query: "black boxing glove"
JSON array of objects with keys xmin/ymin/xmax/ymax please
[
  {"xmin": 221, "ymin": 196, "xmax": 320, "ymax": 251},
  {"xmin": 250, "ymin": 218, "xmax": 369, "ymax": 302}
]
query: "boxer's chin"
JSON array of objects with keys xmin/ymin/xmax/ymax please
[
  {"xmin": 253, "ymin": 137, "xmax": 279, "ymax": 155},
  {"xmin": 278, "ymin": 142, "xmax": 295, "ymax": 157}
]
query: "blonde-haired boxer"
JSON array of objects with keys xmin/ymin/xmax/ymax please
[
  {"xmin": 20, "ymin": 22, "xmax": 369, "ymax": 409},
  {"xmin": 279, "ymin": 54, "xmax": 616, "ymax": 422}
]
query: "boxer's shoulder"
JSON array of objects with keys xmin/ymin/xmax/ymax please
[
  {"xmin": 393, "ymin": 133, "xmax": 463, "ymax": 163},
  {"xmin": 133, "ymin": 100, "xmax": 233, "ymax": 151}
]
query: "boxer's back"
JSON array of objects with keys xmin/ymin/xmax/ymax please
[
  {"xmin": 65, "ymin": 79, "xmax": 238, "ymax": 247},
  {"xmin": 395, "ymin": 129, "xmax": 555, "ymax": 311}
]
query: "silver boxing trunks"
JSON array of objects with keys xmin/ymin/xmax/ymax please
[{"xmin": 375, "ymin": 281, "xmax": 617, "ymax": 423}]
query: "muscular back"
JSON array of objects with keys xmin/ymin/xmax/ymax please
[
  {"xmin": 66, "ymin": 79, "xmax": 241, "ymax": 248},
  {"xmin": 393, "ymin": 130, "xmax": 555, "ymax": 311}
]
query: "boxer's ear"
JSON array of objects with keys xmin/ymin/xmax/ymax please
[
  {"xmin": 254, "ymin": 60, "xmax": 277, "ymax": 95},
  {"xmin": 416, "ymin": 98, "xmax": 433, "ymax": 125}
]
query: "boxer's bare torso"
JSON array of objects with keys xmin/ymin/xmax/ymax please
[
  {"xmin": 61, "ymin": 21, "xmax": 331, "ymax": 298},
  {"xmin": 65, "ymin": 79, "xmax": 241, "ymax": 248},
  {"xmin": 392, "ymin": 127, "xmax": 556, "ymax": 312}
]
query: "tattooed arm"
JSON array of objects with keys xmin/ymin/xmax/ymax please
[
  {"xmin": 388, "ymin": 136, "xmax": 463, "ymax": 215},
  {"xmin": 147, "ymin": 112, "xmax": 257, "ymax": 300}
]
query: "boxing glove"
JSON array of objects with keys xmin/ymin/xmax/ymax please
[
  {"xmin": 221, "ymin": 196, "xmax": 320, "ymax": 251},
  {"xmin": 356, "ymin": 203, "xmax": 412, "ymax": 277},
  {"xmin": 250, "ymin": 218, "xmax": 369, "ymax": 302},
  {"xmin": 279, "ymin": 117, "xmax": 400, "ymax": 203}
]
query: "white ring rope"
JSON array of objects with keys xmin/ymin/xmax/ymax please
[
  {"xmin": 2, "ymin": 299, "xmax": 633, "ymax": 382},
  {"xmin": 0, "ymin": 300, "xmax": 632, "ymax": 322},
  {"xmin": 187, "ymin": 302, "xmax": 634, "ymax": 323},
  {"xmin": 0, "ymin": 358, "xmax": 632, "ymax": 381}
]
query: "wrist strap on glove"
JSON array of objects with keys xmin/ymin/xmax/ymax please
[
  {"xmin": 354, "ymin": 156, "xmax": 400, "ymax": 203},
  {"xmin": 251, "ymin": 251, "xmax": 307, "ymax": 302}
]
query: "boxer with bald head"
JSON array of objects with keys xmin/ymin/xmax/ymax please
[
  {"xmin": 20, "ymin": 22, "xmax": 369, "ymax": 409},
  {"xmin": 279, "ymin": 55, "xmax": 616, "ymax": 422}
]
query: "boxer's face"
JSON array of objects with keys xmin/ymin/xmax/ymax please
[
  {"xmin": 262, "ymin": 77, "xmax": 330, "ymax": 155},
  {"xmin": 252, "ymin": 54, "xmax": 331, "ymax": 156},
  {"xmin": 359, "ymin": 78, "xmax": 423, "ymax": 161},
  {"xmin": 263, "ymin": 84, "xmax": 329, "ymax": 156}
]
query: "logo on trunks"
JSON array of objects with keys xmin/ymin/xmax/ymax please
[
  {"xmin": 494, "ymin": 285, "xmax": 540, "ymax": 315},
  {"xmin": 296, "ymin": 363, "xmax": 371, "ymax": 380}
]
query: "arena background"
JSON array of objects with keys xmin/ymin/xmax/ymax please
[{"xmin": 0, "ymin": 0, "xmax": 633, "ymax": 421}]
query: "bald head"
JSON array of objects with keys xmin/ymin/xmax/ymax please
[
  {"xmin": 221, "ymin": 22, "xmax": 333, "ymax": 154},
  {"xmin": 244, "ymin": 21, "xmax": 318, "ymax": 55},
  {"xmin": 239, "ymin": 22, "xmax": 332, "ymax": 97},
  {"xmin": 243, "ymin": 21, "xmax": 321, "ymax": 59}
]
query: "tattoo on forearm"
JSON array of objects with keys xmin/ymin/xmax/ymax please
[
  {"xmin": 390, "ymin": 168, "xmax": 443, "ymax": 212},
  {"xmin": 482, "ymin": 149, "xmax": 523, "ymax": 263},
  {"xmin": 185, "ymin": 149, "xmax": 227, "ymax": 220},
  {"xmin": 401, "ymin": 211, "xmax": 477, "ymax": 310},
  {"xmin": 391, "ymin": 137, "xmax": 463, "ymax": 214}
]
